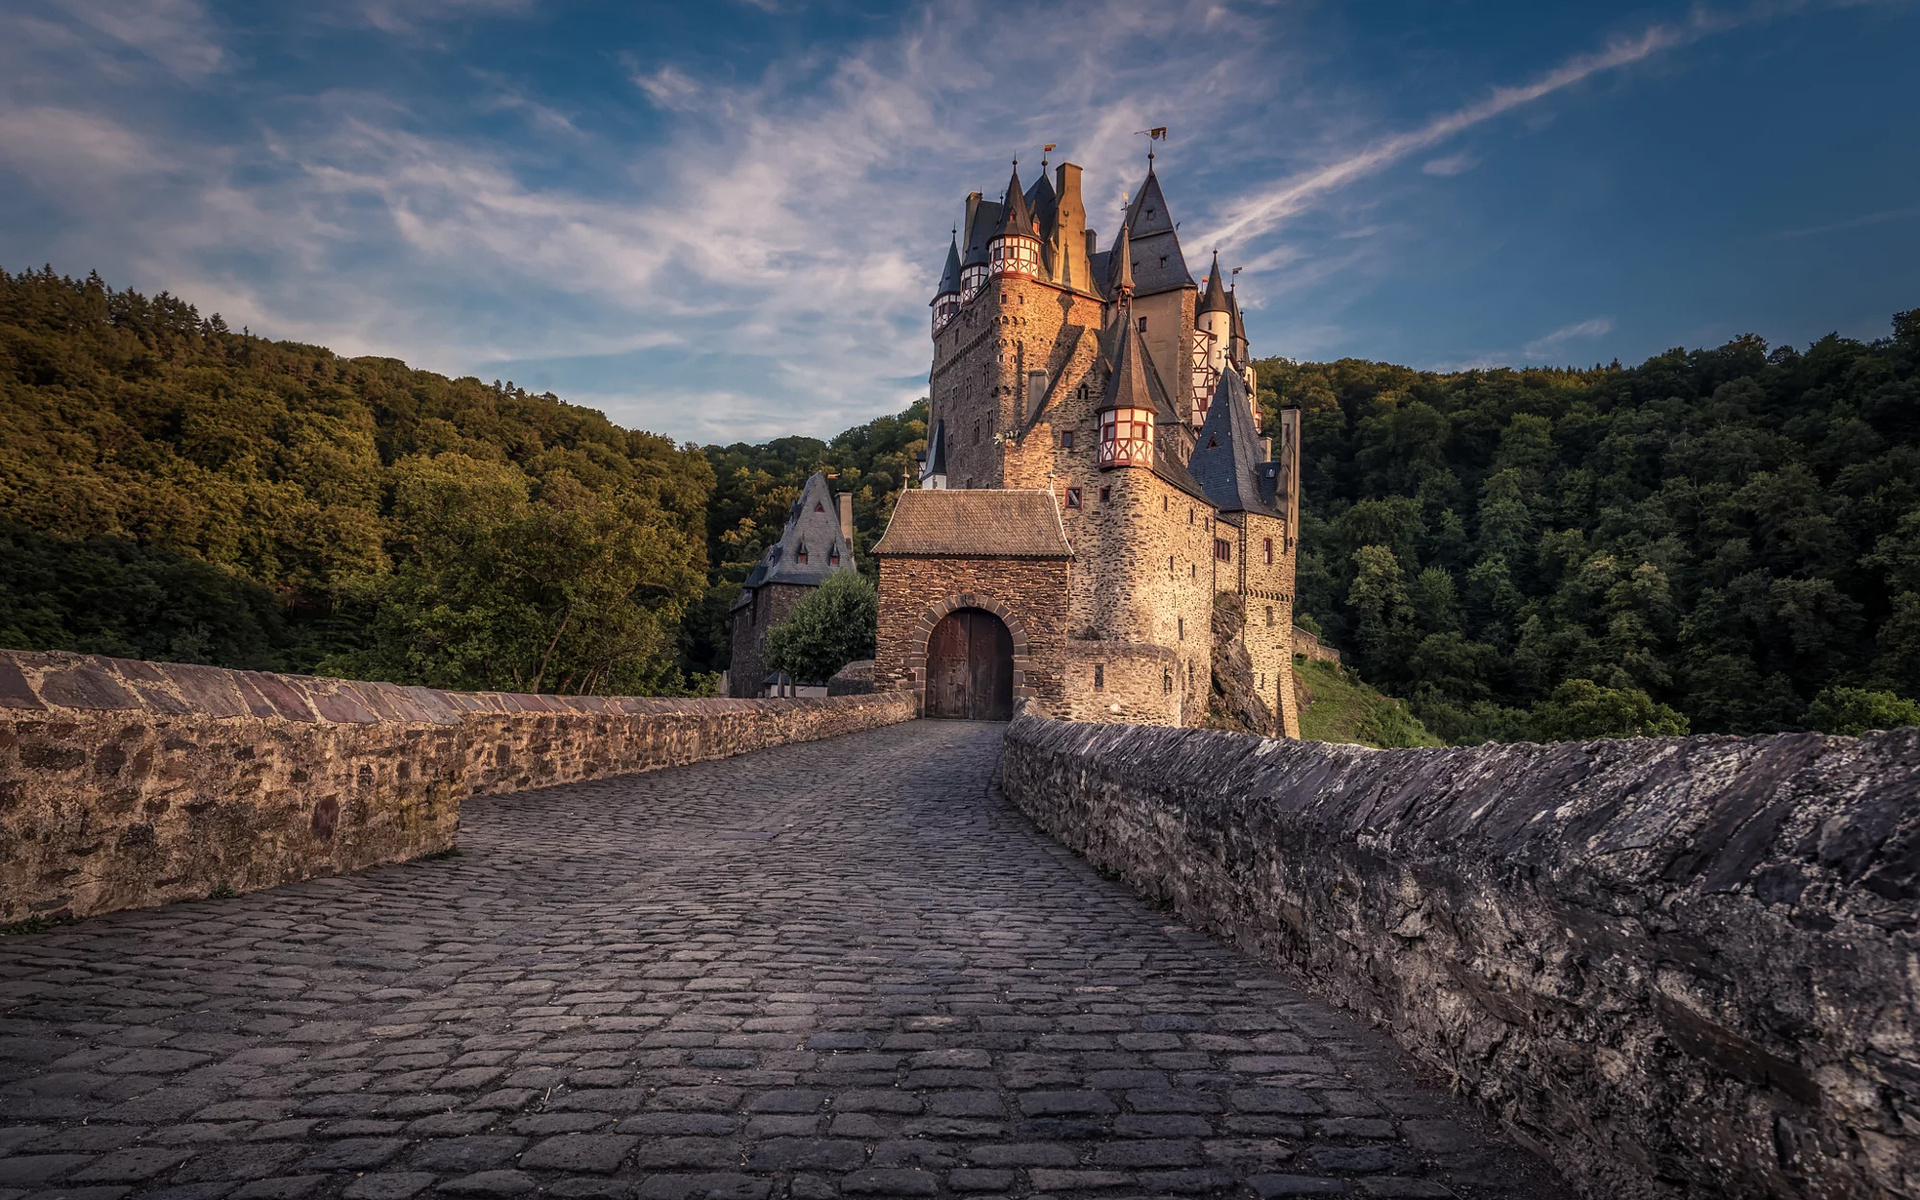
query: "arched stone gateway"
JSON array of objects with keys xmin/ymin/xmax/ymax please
[{"xmin": 923, "ymin": 607, "xmax": 1014, "ymax": 720}]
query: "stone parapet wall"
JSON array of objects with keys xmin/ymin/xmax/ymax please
[
  {"xmin": 999, "ymin": 711, "xmax": 1918, "ymax": 1200},
  {"xmin": 0, "ymin": 650, "xmax": 915, "ymax": 924}
]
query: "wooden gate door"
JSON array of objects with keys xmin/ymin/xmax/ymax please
[{"xmin": 924, "ymin": 608, "xmax": 1014, "ymax": 720}]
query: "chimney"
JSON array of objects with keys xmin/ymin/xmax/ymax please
[{"xmin": 836, "ymin": 492, "xmax": 854, "ymax": 551}]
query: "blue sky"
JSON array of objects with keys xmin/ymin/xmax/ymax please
[{"xmin": 2, "ymin": 1, "xmax": 1916, "ymax": 443}]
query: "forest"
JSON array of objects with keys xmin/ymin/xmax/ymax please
[{"xmin": 2, "ymin": 265, "xmax": 1915, "ymax": 738}]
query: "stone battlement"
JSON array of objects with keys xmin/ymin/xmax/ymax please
[
  {"xmin": 999, "ymin": 710, "xmax": 1919, "ymax": 1200},
  {"xmin": 0, "ymin": 650, "xmax": 914, "ymax": 924}
]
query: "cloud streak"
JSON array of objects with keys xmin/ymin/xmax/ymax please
[{"xmin": 1200, "ymin": 7, "xmax": 1768, "ymax": 249}]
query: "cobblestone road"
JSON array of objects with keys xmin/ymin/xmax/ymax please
[{"xmin": 2, "ymin": 721, "xmax": 1562, "ymax": 1200}]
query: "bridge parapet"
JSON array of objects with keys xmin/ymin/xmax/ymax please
[
  {"xmin": 1000, "ymin": 710, "xmax": 1919, "ymax": 1200},
  {"xmin": 0, "ymin": 650, "xmax": 913, "ymax": 925}
]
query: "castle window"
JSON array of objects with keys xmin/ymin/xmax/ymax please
[
  {"xmin": 1076, "ymin": 382, "xmax": 1088, "ymax": 400},
  {"xmin": 1188, "ymin": 507, "xmax": 1194, "ymax": 524},
  {"xmin": 795, "ymin": 545, "xmax": 808, "ymax": 564},
  {"xmin": 1263, "ymin": 537, "xmax": 1273, "ymax": 565},
  {"xmin": 1266, "ymin": 606, "xmax": 1274, "ymax": 627},
  {"xmin": 1169, "ymin": 555, "xmax": 1175, "ymax": 574},
  {"xmin": 1177, "ymin": 617, "xmax": 1184, "ymax": 641},
  {"xmin": 1066, "ymin": 487, "xmax": 1082, "ymax": 509},
  {"xmin": 1099, "ymin": 407, "xmax": 1154, "ymax": 469},
  {"xmin": 1061, "ymin": 430, "xmax": 1075, "ymax": 450},
  {"xmin": 1163, "ymin": 672, "xmax": 1173, "ymax": 694},
  {"xmin": 1099, "ymin": 486, "xmax": 1110, "ymax": 504},
  {"xmin": 1191, "ymin": 564, "xmax": 1196, "ymax": 577},
  {"xmin": 1214, "ymin": 538, "xmax": 1232, "ymax": 562},
  {"xmin": 1094, "ymin": 664, "xmax": 1104, "ymax": 690},
  {"xmin": 814, "ymin": 502, "xmax": 825, "ymax": 512},
  {"xmin": 829, "ymin": 548, "xmax": 840, "ymax": 566},
  {"xmin": 1187, "ymin": 662, "xmax": 1194, "ymax": 688},
  {"xmin": 973, "ymin": 425, "xmax": 981, "ymax": 445},
  {"xmin": 1138, "ymin": 316, "xmax": 1148, "ymax": 332}
]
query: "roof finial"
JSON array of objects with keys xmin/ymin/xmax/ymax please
[{"xmin": 1133, "ymin": 126, "xmax": 1167, "ymax": 167}]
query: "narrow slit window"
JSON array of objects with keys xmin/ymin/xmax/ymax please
[{"xmin": 1094, "ymin": 664, "xmax": 1104, "ymax": 690}]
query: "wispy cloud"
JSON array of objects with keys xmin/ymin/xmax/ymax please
[
  {"xmin": 1200, "ymin": 7, "xmax": 1775, "ymax": 249},
  {"xmin": 51, "ymin": 0, "xmax": 223, "ymax": 78},
  {"xmin": 1524, "ymin": 316, "xmax": 1615, "ymax": 359},
  {"xmin": 1771, "ymin": 203, "xmax": 1920, "ymax": 238},
  {"xmin": 1421, "ymin": 152, "xmax": 1477, "ymax": 177}
]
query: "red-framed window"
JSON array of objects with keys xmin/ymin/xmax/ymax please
[
  {"xmin": 1263, "ymin": 537, "xmax": 1274, "ymax": 564},
  {"xmin": 1065, "ymin": 487, "xmax": 1082, "ymax": 509}
]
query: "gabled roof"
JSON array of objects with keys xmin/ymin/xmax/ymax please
[
  {"xmin": 933, "ymin": 234, "xmax": 962, "ymax": 300},
  {"xmin": 1110, "ymin": 167, "xmax": 1195, "ymax": 298},
  {"xmin": 1198, "ymin": 250, "xmax": 1231, "ymax": 315},
  {"xmin": 1187, "ymin": 369, "xmax": 1281, "ymax": 518},
  {"xmin": 736, "ymin": 472, "xmax": 856, "ymax": 600},
  {"xmin": 873, "ymin": 489, "xmax": 1072, "ymax": 558}
]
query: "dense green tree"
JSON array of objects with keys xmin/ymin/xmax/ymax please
[
  {"xmin": 0, "ymin": 266, "xmax": 712, "ymax": 692},
  {"xmin": 1259, "ymin": 304, "xmax": 1919, "ymax": 741},
  {"xmin": 1526, "ymin": 678, "xmax": 1689, "ymax": 740},
  {"xmin": 763, "ymin": 571, "xmax": 879, "ymax": 685}
]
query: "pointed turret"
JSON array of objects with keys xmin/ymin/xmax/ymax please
[
  {"xmin": 989, "ymin": 164, "xmax": 1042, "ymax": 280},
  {"xmin": 934, "ymin": 233, "xmax": 962, "ymax": 299},
  {"xmin": 1198, "ymin": 251, "xmax": 1231, "ymax": 315},
  {"xmin": 1112, "ymin": 222, "xmax": 1134, "ymax": 301},
  {"xmin": 931, "ymin": 233, "xmax": 963, "ymax": 335},
  {"xmin": 998, "ymin": 165, "xmax": 1035, "ymax": 238},
  {"xmin": 1097, "ymin": 299, "xmax": 1157, "ymax": 471}
]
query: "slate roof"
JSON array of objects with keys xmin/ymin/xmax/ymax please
[
  {"xmin": 1104, "ymin": 167, "xmax": 1195, "ymax": 299},
  {"xmin": 872, "ymin": 489, "xmax": 1072, "ymax": 558},
  {"xmin": 998, "ymin": 166, "xmax": 1036, "ymax": 239},
  {"xmin": 933, "ymin": 234, "xmax": 962, "ymax": 300},
  {"xmin": 924, "ymin": 418, "xmax": 948, "ymax": 478},
  {"xmin": 1198, "ymin": 251, "xmax": 1231, "ymax": 315},
  {"xmin": 1187, "ymin": 369, "xmax": 1281, "ymax": 518},
  {"xmin": 732, "ymin": 472, "xmax": 856, "ymax": 609},
  {"xmin": 962, "ymin": 199, "xmax": 1001, "ymax": 268}
]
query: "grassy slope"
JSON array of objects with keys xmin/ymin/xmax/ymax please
[{"xmin": 1294, "ymin": 658, "xmax": 1443, "ymax": 749}]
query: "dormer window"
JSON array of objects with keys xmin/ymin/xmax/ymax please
[
  {"xmin": 814, "ymin": 502, "xmax": 824, "ymax": 512},
  {"xmin": 796, "ymin": 544, "xmax": 808, "ymax": 564},
  {"xmin": 829, "ymin": 547, "xmax": 840, "ymax": 566}
]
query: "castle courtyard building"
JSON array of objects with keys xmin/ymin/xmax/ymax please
[
  {"xmin": 727, "ymin": 471, "xmax": 858, "ymax": 698},
  {"xmin": 873, "ymin": 155, "xmax": 1302, "ymax": 734}
]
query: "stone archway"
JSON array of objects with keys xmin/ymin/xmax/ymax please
[
  {"xmin": 924, "ymin": 608, "xmax": 1014, "ymax": 720},
  {"xmin": 906, "ymin": 593, "xmax": 1034, "ymax": 719}
]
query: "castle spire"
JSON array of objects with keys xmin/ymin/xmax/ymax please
[
  {"xmin": 998, "ymin": 162, "xmax": 1035, "ymax": 238},
  {"xmin": 1112, "ymin": 221, "xmax": 1134, "ymax": 302},
  {"xmin": 1198, "ymin": 250, "xmax": 1231, "ymax": 315},
  {"xmin": 934, "ymin": 231, "xmax": 962, "ymax": 299}
]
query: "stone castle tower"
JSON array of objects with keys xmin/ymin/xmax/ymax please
[{"xmin": 872, "ymin": 155, "xmax": 1301, "ymax": 734}]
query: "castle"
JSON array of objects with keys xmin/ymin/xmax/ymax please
[{"xmin": 870, "ymin": 154, "xmax": 1302, "ymax": 734}]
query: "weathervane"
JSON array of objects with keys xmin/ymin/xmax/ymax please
[{"xmin": 1133, "ymin": 126, "xmax": 1167, "ymax": 164}]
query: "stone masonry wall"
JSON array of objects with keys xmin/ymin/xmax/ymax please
[
  {"xmin": 873, "ymin": 555, "xmax": 1070, "ymax": 710},
  {"xmin": 999, "ymin": 711, "xmax": 1919, "ymax": 1200},
  {"xmin": 0, "ymin": 650, "xmax": 914, "ymax": 924}
]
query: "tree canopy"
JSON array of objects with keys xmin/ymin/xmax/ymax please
[
  {"xmin": 1257, "ymin": 305, "xmax": 1920, "ymax": 740},
  {"xmin": 0, "ymin": 266, "xmax": 712, "ymax": 693}
]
